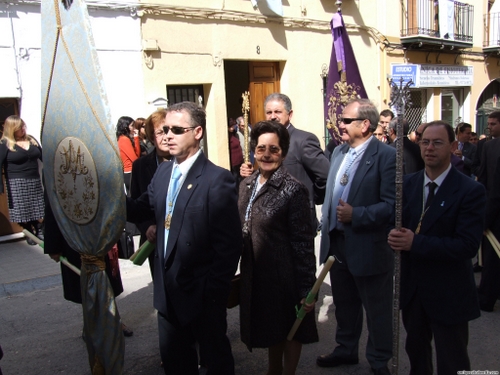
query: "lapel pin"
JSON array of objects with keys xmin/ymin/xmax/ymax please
[
  {"xmin": 187, "ymin": 184, "xmax": 192, "ymax": 190},
  {"xmin": 441, "ymin": 201, "xmax": 445, "ymax": 206},
  {"xmin": 366, "ymin": 161, "xmax": 371, "ymax": 165}
]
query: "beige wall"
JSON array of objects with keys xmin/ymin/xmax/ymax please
[{"xmin": 140, "ymin": 0, "xmax": 497, "ymax": 167}]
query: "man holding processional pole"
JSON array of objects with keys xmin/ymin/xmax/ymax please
[{"xmin": 388, "ymin": 120, "xmax": 485, "ymax": 374}]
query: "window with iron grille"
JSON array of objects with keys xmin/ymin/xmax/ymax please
[
  {"xmin": 406, "ymin": 90, "xmax": 428, "ymax": 132},
  {"xmin": 167, "ymin": 85, "xmax": 204, "ymax": 106}
]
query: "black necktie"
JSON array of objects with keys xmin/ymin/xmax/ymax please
[{"xmin": 425, "ymin": 182, "xmax": 437, "ymax": 210}]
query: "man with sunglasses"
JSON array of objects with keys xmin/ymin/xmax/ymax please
[
  {"xmin": 241, "ymin": 93, "xmax": 329, "ymax": 235},
  {"xmin": 127, "ymin": 102, "xmax": 242, "ymax": 375},
  {"xmin": 317, "ymin": 99, "xmax": 395, "ymax": 374},
  {"xmin": 388, "ymin": 121, "xmax": 485, "ymax": 374}
]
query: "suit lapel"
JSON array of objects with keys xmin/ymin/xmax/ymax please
[
  {"xmin": 348, "ymin": 137, "xmax": 377, "ymax": 201},
  {"xmin": 419, "ymin": 167, "xmax": 461, "ymax": 233},
  {"xmin": 323, "ymin": 144, "xmax": 349, "ymax": 214},
  {"xmin": 164, "ymin": 153, "xmax": 206, "ymax": 264}
]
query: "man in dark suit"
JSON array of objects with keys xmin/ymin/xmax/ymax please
[
  {"xmin": 130, "ymin": 109, "xmax": 172, "ymax": 280},
  {"xmin": 317, "ymin": 99, "xmax": 396, "ymax": 374},
  {"xmin": 453, "ymin": 122, "xmax": 476, "ymax": 177},
  {"xmin": 127, "ymin": 102, "xmax": 242, "ymax": 375},
  {"xmin": 240, "ymin": 93, "xmax": 329, "ymax": 233},
  {"xmin": 477, "ymin": 111, "xmax": 500, "ymax": 312},
  {"xmin": 387, "ymin": 117, "xmax": 424, "ymax": 174},
  {"xmin": 388, "ymin": 121, "xmax": 485, "ymax": 374}
]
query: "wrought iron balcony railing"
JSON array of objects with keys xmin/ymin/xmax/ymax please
[
  {"xmin": 484, "ymin": 12, "xmax": 500, "ymax": 49},
  {"xmin": 401, "ymin": 0, "xmax": 474, "ymax": 46}
]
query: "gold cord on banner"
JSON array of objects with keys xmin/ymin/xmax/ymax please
[
  {"xmin": 81, "ymin": 254, "xmax": 106, "ymax": 274},
  {"xmin": 241, "ymin": 91, "xmax": 250, "ymax": 164},
  {"xmin": 42, "ymin": 0, "xmax": 121, "ymax": 163}
]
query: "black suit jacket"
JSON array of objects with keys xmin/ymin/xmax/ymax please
[
  {"xmin": 400, "ymin": 167, "xmax": 485, "ymax": 325},
  {"xmin": 130, "ymin": 151, "xmax": 161, "ymax": 235},
  {"xmin": 478, "ymin": 137, "xmax": 500, "ymax": 196},
  {"xmin": 460, "ymin": 141, "xmax": 476, "ymax": 177},
  {"xmin": 388, "ymin": 137, "xmax": 424, "ymax": 175},
  {"xmin": 127, "ymin": 152, "xmax": 242, "ymax": 326},
  {"xmin": 283, "ymin": 124, "xmax": 329, "ymax": 227}
]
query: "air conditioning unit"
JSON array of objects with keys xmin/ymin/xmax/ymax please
[{"xmin": 142, "ymin": 39, "xmax": 159, "ymax": 52}]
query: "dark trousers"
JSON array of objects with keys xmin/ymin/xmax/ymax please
[
  {"xmin": 402, "ymin": 294, "xmax": 470, "ymax": 375},
  {"xmin": 478, "ymin": 236, "xmax": 500, "ymax": 310},
  {"xmin": 328, "ymin": 230, "xmax": 393, "ymax": 369},
  {"xmin": 157, "ymin": 300, "xmax": 234, "ymax": 375}
]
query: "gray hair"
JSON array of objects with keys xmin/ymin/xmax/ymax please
[
  {"xmin": 389, "ymin": 117, "xmax": 410, "ymax": 135},
  {"xmin": 264, "ymin": 93, "xmax": 292, "ymax": 113},
  {"xmin": 347, "ymin": 98, "xmax": 378, "ymax": 133}
]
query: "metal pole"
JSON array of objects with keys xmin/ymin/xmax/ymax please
[
  {"xmin": 388, "ymin": 76, "xmax": 413, "ymax": 375},
  {"xmin": 241, "ymin": 91, "xmax": 250, "ymax": 163}
]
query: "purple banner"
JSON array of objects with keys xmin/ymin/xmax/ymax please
[{"xmin": 324, "ymin": 12, "xmax": 368, "ymax": 145}]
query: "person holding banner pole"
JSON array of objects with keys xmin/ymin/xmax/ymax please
[{"xmin": 238, "ymin": 121, "xmax": 318, "ymax": 375}]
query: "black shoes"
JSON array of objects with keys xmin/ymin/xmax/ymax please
[
  {"xmin": 316, "ymin": 352, "xmax": 359, "ymax": 367},
  {"xmin": 122, "ymin": 323, "xmax": 133, "ymax": 337}
]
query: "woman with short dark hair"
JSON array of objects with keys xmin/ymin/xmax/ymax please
[{"xmin": 238, "ymin": 121, "xmax": 318, "ymax": 374}]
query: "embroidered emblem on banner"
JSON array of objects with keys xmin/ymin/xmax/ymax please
[{"xmin": 55, "ymin": 137, "xmax": 99, "ymax": 224}]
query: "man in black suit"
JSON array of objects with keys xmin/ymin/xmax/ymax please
[
  {"xmin": 241, "ymin": 93, "xmax": 329, "ymax": 233},
  {"xmin": 388, "ymin": 121, "xmax": 485, "ymax": 374},
  {"xmin": 387, "ymin": 117, "xmax": 424, "ymax": 174},
  {"xmin": 477, "ymin": 111, "xmax": 500, "ymax": 312},
  {"xmin": 454, "ymin": 122, "xmax": 476, "ymax": 177},
  {"xmin": 127, "ymin": 102, "xmax": 242, "ymax": 375},
  {"xmin": 130, "ymin": 109, "xmax": 172, "ymax": 280}
]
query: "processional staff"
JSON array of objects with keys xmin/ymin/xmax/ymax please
[
  {"xmin": 241, "ymin": 91, "xmax": 250, "ymax": 163},
  {"xmin": 388, "ymin": 76, "xmax": 413, "ymax": 375}
]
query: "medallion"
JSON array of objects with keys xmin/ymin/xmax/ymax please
[
  {"xmin": 340, "ymin": 172, "xmax": 349, "ymax": 186},
  {"xmin": 164, "ymin": 214, "xmax": 172, "ymax": 230}
]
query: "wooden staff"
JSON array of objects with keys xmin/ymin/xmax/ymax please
[
  {"xmin": 23, "ymin": 229, "xmax": 81, "ymax": 276},
  {"xmin": 287, "ymin": 256, "xmax": 335, "ymax": 341},
  {"xmin": 388, "ymin": 77, "xmax": 413, "ymax": 375},
  {"xmin": 241, "ymin": 91, "xmax": 250, "ymax": 163},
  {"xmin": 485, "ymin": 229, "xmax": 500, "ymax": 258}
]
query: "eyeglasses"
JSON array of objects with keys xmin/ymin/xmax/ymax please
[
  {"xmin": 255, "ymin": 145, "xmax": 281, "ymax": 155},
  {"xmin": 419, "ymin": 140, "xmax": 448, "ymax": 149},
  {"xmin": 154, "ymin": 126, "xmax": 197, "ymax": 138},
  {"xmin": 339, "ymin": 117, "xmax": 364, "ymax": 124}
]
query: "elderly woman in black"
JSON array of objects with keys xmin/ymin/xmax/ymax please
[
  {"xmin": 238, "ymin": 121, "xmax": 318, "ymax": 375},
  {"xmin": 0, "ymin": 116, "xmax": 44, "ymax": 245}
]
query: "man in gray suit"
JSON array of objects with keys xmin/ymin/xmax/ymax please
[
  {"xmin": 241, "ymin": 93, "xmax": 329, "ymax": 233},
  {"xmin": 316, "ymin": 99, "xmax": 395, "ymax": 375}
]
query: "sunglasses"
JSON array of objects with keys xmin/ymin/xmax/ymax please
[
  {"xmin": 155, "ymin": 126, "xmax": 197, "ymax": 137},
  {"xmin": 255, "ymin": 145, "xmax": 281, "ymax": 155},
  {"xmin": 339, "ymin": 117, "xmax": 364, "ymax": 124}
]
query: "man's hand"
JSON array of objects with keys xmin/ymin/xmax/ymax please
[
  {"xmin": 300, "ymin": 297, "xmax": 316, "ymax": 313},
  {"xmin": 146, "ymin": 225, "xmax": 157, "ymax": 243},
  {"xmin": 49, "ymin": 253, "xmax": 62, "ymax": 262},
  {"xmin": 336, "ymin": 199, "xmax": 353, "ymax": 223},
  {"xmin": 240, "ymin": 162, "xmax": 253, "ymax": 178},
  {"xmin": 387, "ymin": 228, "xmax": 414, "ymax": 251}
]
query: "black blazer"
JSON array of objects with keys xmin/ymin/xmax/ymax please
[
  {"xmin": 127, "ymin": 152, "xmax": 242, "ymax": 325},
  {"xmin": 130, "ymin": 151, "xmax": 163, "ymax": 235},
  {"xmin": 388, "ymin": 137, "xmax": 424, "ymax": 175},
  {"xmin": 400, "ymin": 167, "xmax": 485, "ymax": 325}
]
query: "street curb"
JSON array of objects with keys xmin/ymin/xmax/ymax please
[{"xmin": 0, "ymin": 274, "xmax": 61, "ymax": 298}]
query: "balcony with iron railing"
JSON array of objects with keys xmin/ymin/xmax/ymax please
[
  {"xmin": 401, "ymin": 0, "xmax": 474, "ymax": 50},
  {"xmin": 484, "ymin": 12, "xmax": 500, "ymax": 53}
]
